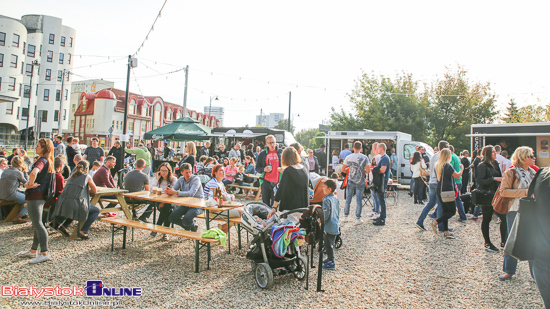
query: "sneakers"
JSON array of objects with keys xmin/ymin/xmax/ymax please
[
  {"xmin": 373, "ymin": 219, "xmax": 385, "ymax": 226},
  {"xmin": 343, "ymin": 215, "xmax": 349, "ymax": 222},
  {"xmin": 29, "ymin": 254, "xmax": 51, "ymax": 264},
  {"xmin": 429, "ymin": 220, "xmax": 438, "ymax": 235},
  {"xmin": 485, "ymin": 243, "xmax": 499, "ymax": 252},
  {"xmin": 498, "ymin": 274, "xmax": 513, "ymax": 281},
  {"xmin": 500, "ymin": 242, "xmax": 505, "ymax": 250},
  {"xmin": 322, "ymin": 260, "xmax": 335, "ymax": 270},
  {"xmin": 150, "ymin": 231, "xmax": 157, "ymax": 237},
  {"xmin": 415, "ymin": 223, "xmax": 426, "ymax": 231},
  {"xmin": 17, "ymin": 250, "xmax": 37, "ymax": 258},
  {"xmin": 12, "ymin": 215, "xmax": 29, "ymax": 224},
  {"xmin": 161, "ymin": 234, "xmax": 169, "ymax": 241},
  {"xmin": 443, "ymin": 232, "xmax": 455, "ymax": 239},
  {"xmin": 355, "ymin": 218, "xmax": 364, "ymax": 225},
  {"xmin": 471, "ymin": 217, "xmax": 478, "ymax": 221},
  {"xmin": 370, "ymin": 213, "xmax": 380, "ymax": 220}
]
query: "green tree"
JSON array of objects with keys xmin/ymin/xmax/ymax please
[
  {"xmin": 502, "ymin": 99, "xmax": 521, "ymax": 123},
  {"xmin": 274, "ymin": 119, "xmax": 295, "ymax": 135},
  {"xmin": 328, "ymin": 107, "xmax": 362, "ymax": 131},
  {"xmin": 517, "ymin": 104, "xmax": 550, "ymax": 122},
  {"xmin": 295, "ymin": 128, "xmax": 325, "ymax": 150},
  {"xmin": 424, "ymin": 65, "xmax": 497, "ymax": 150}
]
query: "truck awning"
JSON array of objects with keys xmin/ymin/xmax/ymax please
[
  {"xmin": 467, "ymin": 133, "xmax": 550, "ymax": 137},
  {"xmin": 317, "ymin": 134, "xmax": 399, "ymax": 140},
  {"xmin": 208, "ymin": 132, "xmax": 266, "ymax": 138}
]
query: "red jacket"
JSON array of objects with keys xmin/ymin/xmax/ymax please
[
  {"xmin": 93, "ymin": 165, "xmax": 116, "ymax": 188},
  {"xmin": 44, "ymin": 172, "xmax": 64, "ymax": 208}
]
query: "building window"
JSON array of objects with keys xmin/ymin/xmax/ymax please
[
  {"xmin": 47, "ymin": 50, "xmax": 53, "ymax": 62},
  {"xmin": 141, "ymin": 122, "xmax": 147, "ymax": 134},
  {"xmin": 22, "ymin": 42, "xmax": 25, "ymax": 55},
  {"xmin": 66, "ymin": 72, "xmax": 69, "ymax": 82},
  {"xmin": 20, "ymin": 62, "xmax": 24, "ymax": 74},
  {"xmin": 27, "ymin": 44, "xmax": 35, "ymax": 57},
  {"xmin": 49, "ymin": 34, "xmax": 55, "ymax": 44},
  {"xmin": 0, "ymin": 53, "xmax": 3, "ymax": 67},
  {"xmin": 22, "ymin": 108, "xmax": 28, "ymax": 119},
  {"xmin": 19, "ymin": 83, "xmax": 21, "ymax": 96},
  {"xmin": 6, "ymin": 102, "xmax": 13, "ymax": 115},
  {"xmin": 72, "ymin": 104, "xmax": 76, "ymax": 112},
  {"xmin": 60, "ymin": 36, "xmax": 65, "ymax": 47},
  {"xmin": 128, "ymin": 119, "xmax": 134, "ymax": 133},
  {"xmin": 10, "ymin": 54, "xmax": 17, "ymax": 68},
  {"xmin": 0, "ymin": 32, "xmax": 5, "ymax": 46},
  {"xmin": 59, "ymin": 53, "xmax": 64, "ymax": 64},
  {"xmin": 65, "ymin": 89, "xmax": 68, "ymax": 100},
  {"xmin": 71, "ymin": 120, "xmax": 74, "ymax": 129},
  {"xmin": 41, "ymin": 110, "xmax": 48, "ymax": 122},
  {"xmin": 63, "ymin": 109, "xmax": 66, "ymax": 120},
  {"xmin": 39, "ymin": 45, "xmax": 42, "ymax": 56},
  {"xmin": 67, "ymin": 53, "xmax": 71, "ymax": 64},
  {"xmin": 45, "ymin": 69, "xmax": 51, "ymax": 81},
  {"xmin": 129, "ymin": 103, "xmax": 135, "ymax": 114},
  {"xmin": 24, "ymin": 85, "xmax": 30, "ymax": 98},
  {"xmin": 12, "ymin": 34, "xmax": 19, "ymax": 47},
  {"xmin": 8, "ymin": 77, "xmax": 15, "ymax": 91},
  {"xmin": 56, "ymin": 89, "xmax": 61, "ymax": 101},
  {"xmin": 54, "ymin": 110, "xmax": 59, "ymax": 122},
  {"xmin": 44, "ymin": 89, "xmax": 50, "ymax": 101},
  {"xmin": 57, "ymin": 70, "xmax": 62, "ymax": 82},
  {"xmin": 25, "ymin": 63, "xmax": 33, "ymax": 75}
]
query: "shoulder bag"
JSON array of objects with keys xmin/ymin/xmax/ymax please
[
  {"xmin": 492, "ymin": 168, "xmax": 517, "ymax": 215},
  {"xmin": 504, "ymin": 169, "xmax": 543, "ymax": 261},
  {"xmin": 440, "ymin": 164, "xmax": 456, "ymax": 203}
]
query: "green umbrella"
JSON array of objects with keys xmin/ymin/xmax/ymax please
[{"xmin": 143, "ymin": 117, "xmax": 212, "ymax": 141}]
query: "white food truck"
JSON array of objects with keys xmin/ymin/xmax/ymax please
[{"xmin": 320, "ymin": 130, "xmax": 433, "ymax": 185}]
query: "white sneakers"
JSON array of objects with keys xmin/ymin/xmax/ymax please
[
  {"xmin": 17, "ymin": 250, "xmax": 37, "ymax": 258},
  {"xmin": 29, "ymin": 254, "xmax": 51, "ymax": 264},
  {"xmin": 355, "ymin": 218, "xmax": 364, "ymax": 225},
  {"xmin": 369, "ymin": 213, "xmax": 380, "ymax": 220}
]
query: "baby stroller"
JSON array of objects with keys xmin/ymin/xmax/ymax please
[{"xmin": 241, "ymin": 202, "xmax": 308, "ymax": 289}]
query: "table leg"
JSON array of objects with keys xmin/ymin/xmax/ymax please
[
  {"xmin": 122, "ymin": 226, "xmax": 127, "ymax": 249},
  {"xmin": 255, "ymin": 187, "xmax": 261, "ymax": 201},
  {"xmin": 70, "ymin": 222, "xmax": 85, "ymax": 239},
  {"xmin": 205, "ymin": 210, "xmax": 211, "ymax": 264},
  {"xmin": 153, "ymin": 202, "xmax": 157, "ymax": 224},
  {"xmin": 116, "ymin": 194, "xmax": 132, "ymax": 219},
  {"xmin": 4, "ymin": 203, "xmax": 22, "ymax": 222},
  {"xmin": 90, "ymin": 195, "xmax": 102, "ymax": 209}
]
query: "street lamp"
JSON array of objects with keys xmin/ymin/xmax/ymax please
[
  {"xmin": 25, "ymin": 60, "xmax": 40, "ymax": 150},
  {"xmin": 208, "ymin": 96, "xmax": 218, "ymax": 127}
]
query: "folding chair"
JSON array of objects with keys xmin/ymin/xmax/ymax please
[{"xmin": 362, "ymin": 189, "xmax": 374, "ymax": 212}]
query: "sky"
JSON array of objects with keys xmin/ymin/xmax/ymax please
[{"xmin": 4, "ymin": 0, "xmax": 550, "ymax": 132}]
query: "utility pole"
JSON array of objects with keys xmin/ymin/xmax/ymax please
[
  {"xmin": 260, "ymin": 109, "xmax": 263, "ymax": 127},
  {"xmin": 58, "ymin": 69, "xmax": 66, "ymax": 135},
  {"xmin": 121, "ymin": 55, "xmax": 135, "ymax": 168},
  {"xmin": 25, "ymin": 60, "xmax": 39, "ymax": 150},
  {"xmin": 288, "ymin": 91, "xmax": 292, "ymax": 132},
  {"xmin": 182, "ymin": 65, "xmax": 189, "ymax": 116}
]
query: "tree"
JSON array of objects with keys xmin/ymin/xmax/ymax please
[
  {"xmin": 424, "ymin": 65, "xmax": 498, "ymax": 150},
  {"xmin": 274, "ymin": 119, "xmax": 295, "ymax": 135},
  {"xmin": 295, "ymin": 128, "xmax": 325, "ymax": 150},
  {"xmin": 502, "ymin": 99, "xmax": 521, "ymax": 123},
  {"xmin": 517, "ymin": 104, "xmax": 550, "ymax": 122}
]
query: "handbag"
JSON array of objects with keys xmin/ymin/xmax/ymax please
[
  {"xmin": 420, "ymin": 167, "xmax": 430, "ymax": 177},
  {"xmin": 504, "ymin": 169, "xmax": 543, "ymax": 261},
  {"xmin": 471, "ymin": 189, "xmax": 493, "ymax": 206},
  {"xmin": 492, "ymin": 168, "xmax": 517, "ymax": 215},
  {"xmin": 43, "ymin": 172, "xmax": 56, "ymax": 203},
  {"xmin": 440, "ymin": 164, "xmax": 456, "ymax": 203}
]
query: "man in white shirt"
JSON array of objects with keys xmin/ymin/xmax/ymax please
[
  {"xmin": 494, "ymin": 145, "xmax": 506, "ymax": 173},
  {"xmin": 342, "ymin": 141, "xmax": 370, "ymax": 225},
  {"xmin": 501, "ymin": 150, "xmax": 512, "ymax": 171}
]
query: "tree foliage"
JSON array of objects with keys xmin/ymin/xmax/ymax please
[
  {"xmin": 328, "ymin": 65, "xmax": 499, "ymax": 151},
  {"xmin": 517, "ymin": 104, "xmax": 550, "ymax": 122},
  {"xmin": 295, "ymin": 128, "xmax": 325, "ymax": 150},
  {"xmin": 502, "ymin": 99, "xmax": 521, "ymax": 123},
  {"xmin": 274, "ymin": 119, "xmax": 295, "ymax": 135}
]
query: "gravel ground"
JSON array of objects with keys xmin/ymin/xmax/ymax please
[{"xmin": 0, "ymin": 190, "xmax": 544, "ymax": 308}]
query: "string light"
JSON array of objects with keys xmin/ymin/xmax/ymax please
[{"xmin": 133, "ymin": 0, "xmax": 169, "ymax": 57}]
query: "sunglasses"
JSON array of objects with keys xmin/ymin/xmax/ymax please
[{"xmin": 529, "ymin": 155, "xmax": 536, "ymax": 159}]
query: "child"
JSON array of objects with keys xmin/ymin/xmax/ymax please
[
  {"xmin": 234, "ymin": 165, "xmax": 252, "ymax": 197},
  {"xmin": 322, "ymin": 179, "xmax": 340, "ymax": 270},
  {"xmin": 196, "ymin": 155, "xmax": 207, "ymax": 174},
  {"xmin": 89, "ymin": 161, "xmax": 101, "ymax": 177},
  {"xmin": 331, "ymin": 172, "xmax": 345, "ymax": 200}
]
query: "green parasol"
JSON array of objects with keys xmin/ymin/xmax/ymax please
[{"xmin": 143, "ymin": 117, "xmax": 211, "ymax": 141}]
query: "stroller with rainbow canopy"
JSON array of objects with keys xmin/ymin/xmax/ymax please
[{"xmin": 241, "ymin": 202, "xmax": 308, "ymax": 289}]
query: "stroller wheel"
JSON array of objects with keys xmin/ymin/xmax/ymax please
[
  {"xmin": 335, "ymin": 235, "xmax": 343, "ymax": 249},
  {"xmin": 250, "ymin": 260, "xmax": 258, "ymax": 272},
  {"xmin": 293, "ymin": 256, "xmax": 307, "ymax": 281},
  {"xmin": 255, "ymin": 263, "xmax": 274, "ymax": 289}
]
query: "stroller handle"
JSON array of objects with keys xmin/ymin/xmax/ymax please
[{"xmin": 278, "ymin": 208, "xmax": 308, "ymax": 219}]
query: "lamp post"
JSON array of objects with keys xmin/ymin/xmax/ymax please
[
  {"xmin": 25, "ymin": 60, "xmax": 39, "ymax": 150},
  {"xmin": 208, "ymin": 96, "xmax": 218, "ymax": 127}
]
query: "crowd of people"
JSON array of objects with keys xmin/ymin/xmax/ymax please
[{"xmin": 0, "ymin": 134, "xmax": 548, "ymax": 306}]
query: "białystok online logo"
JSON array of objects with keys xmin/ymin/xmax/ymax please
[{"xmin": 1, "ymin": 281, "xmax": 142, "ymax": 299}]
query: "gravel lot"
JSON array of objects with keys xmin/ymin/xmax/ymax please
[{"xmin": 0, "ymin": 190, "xmax": 544, "ymax": 308}]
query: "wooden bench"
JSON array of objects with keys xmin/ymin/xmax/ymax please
[
  {"xmin": 225, "ymin": 184, "xmax": 261, "ymax": 201},
  {"xmin": 1, "ymin": 201, "xmax": 19, "ymax": 222},
  {"xmin": 101, "ymin": 217, "xmax": 218, "ymax": 273},
  {"xmin": 196, "ymin": 213, "xmax": 245, "ymax": 250}
]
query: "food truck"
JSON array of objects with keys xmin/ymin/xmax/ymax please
[{"xmin": 468, "ymin": 122, "xmax": 550, "ymax": 167}]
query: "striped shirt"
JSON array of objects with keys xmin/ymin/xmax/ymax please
[{"xmin": 203, "ymin": 178, "xmax": 225, "ymax": 198}]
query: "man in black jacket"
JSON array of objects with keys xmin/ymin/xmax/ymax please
[
  {"xmin": 199, "ymin": 141, "xmax": 210, "ymax": 157},
  {"xmin": 255, "ymin": 135, "xmax": 283, "ymax": 206},
  {"xmin": 314, "ymin": 145, "xmax": 327, "ymax": 175}
]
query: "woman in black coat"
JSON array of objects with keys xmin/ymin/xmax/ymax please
[{"xmin": 476, "ymin": 145, "xmax": 506, "ymax": 252}]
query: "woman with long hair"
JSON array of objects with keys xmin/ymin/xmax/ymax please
[
  {"xmin": 52, "ymin": 160, "xmax": 98, "ymax": 240},
  {"xmin": 20, "ymin": 149, "xmax": 33, "ymax": 172},
  {"xmin": 180, "ymin": 142, "xmax": 197, "ymax": 170},
  {"xmin": 460, "ymin": 150, "xmax": 471, "ymax": 195},
  {"xmin": 410, "ymin": 152, "xmax": 427, "ymax": 205},
  {"xmin": 17, "ymin": 138, "xmax": 54, "ymax": 264},
  {"xmin": 149, "ymin": 162, "xmax": 178, "ymax": 240},
  {"xmin": 498, "ymin": 147, "xmax": 537, "ymax": 280},
  {"xmin": 430, "ymin": 149, "xmax": 463, "ymax": 239},
  {"xmin": 0, "ymin": 156, "xmax": 29, "ymax": 223},
  {"xmin": 223, "ymin": 157, "xmax": 238, "ymax": 186},
  {"xmin": 476, "ymin": 145, "xmax": 505, "ymax": 252}
]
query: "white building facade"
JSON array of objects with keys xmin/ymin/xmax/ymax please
[
  {"xmin": 203, "ymin": 106, "xmax": 225, "ymax": 126},
  {"xmin": 256, "ymin": 112, "xmax": 284, "ymax": 128},
  {"xmin": 0, "ymin": 14, "xmax": 75, "ymax": 146}
]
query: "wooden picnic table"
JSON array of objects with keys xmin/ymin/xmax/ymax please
[
  {"xmin": 123, "ymin": 191, "xmax": 243, "ymax": 253},
  {"xmin": 246, "ymin": 174, "xmax": 260, "ymax": 179}
]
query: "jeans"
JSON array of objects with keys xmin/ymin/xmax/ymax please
[
  {"xmin": 261, "ymin": 181, "xmax": 276, "ymax": 206},
  {"xmin": 435, "ymin": 195, "xmax": 456, "ymax": 232},
  {"xmin": 150, "ymin": 160, "xmax": 154, "ymax": 176},
  {"xmin": 13, "ymin": 191, "xmax": 27, "ymax": 216},
  {"xmin": 156, "ymin": 204, "xmax": 173, "ymax": 227},
  {"xmin": 169, "ymin": 205, "xmax": 203, "ymax": 230},
  {"xmin": 409, "ymin": 178, "xmax": 415, "ymax": 194},
  {"xmin": 416, "ymin": 183, "xmax": 442, "ymax": 226},
  {"xmin": 455, "ymin": 184, "xmax": 467, "ymax": 220},
  {"xmin": 27, "ymin": 200, "xmax": 48, "ymax": 252},
  {"xmin": 324, "ymin": 233, "xmax": 337, "ymax": 263},
  {"xmin": 222, "ymin": 179, "xmax": 233, "ymax": 186},
  {"xmin": 534, "ymin": 258, "xmax": 550, "ymax": 308},
  {"xmin": 56, "ymin": 206, "xmax": 100, "ymax": 234},
  {"xmin": 370, "ymin": 187, "xmax": 380, "ymax": 214},
  {"xmin": 344, "ymin": 181, "xmax": 365, "ymax": 218},
  {"xmin": 375, "ymin": 184, "xmax": 387, "ymax": 221}
]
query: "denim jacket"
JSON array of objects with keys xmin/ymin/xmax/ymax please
[{"xmin": 322, "ymin": 193, "xmax": 340, "ymax": 235}]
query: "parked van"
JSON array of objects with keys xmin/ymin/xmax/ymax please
[{"xmin": 320, "ymin": 131, "xmax": 433, "ymax": 185}]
